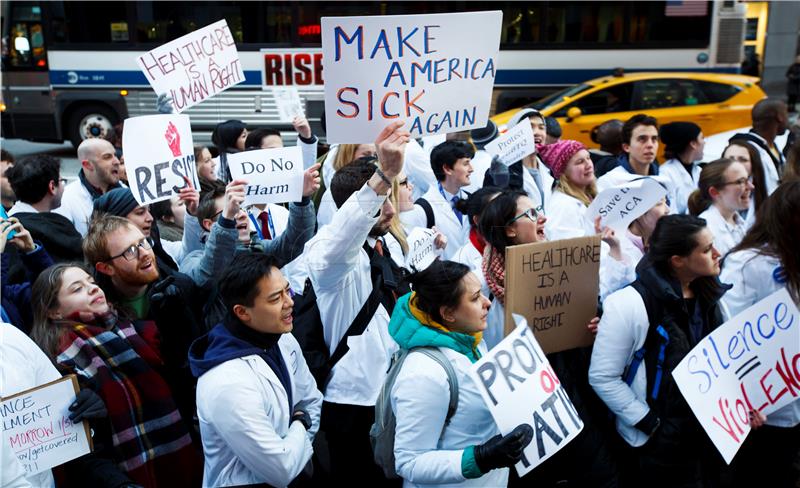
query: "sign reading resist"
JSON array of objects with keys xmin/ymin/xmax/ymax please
[
  {"xmin": 470, "ymin": 322, "xmax": 584, "ymax": 476},
  {"xmin": 588, "ymin": 178, "xmax": 668, "ymax": 233},
  {"xmin": 227, "ymin": 147, "xmax": 305, "ymax": 205},
  {"xmin": 321, "ymin": 11, "xmax": 502, "ymax": 143},
  {"xmin": 672, "ymin": 288, "xmax": 800, "ymax": 464},
  {"xmin": 137, "ymin": 19, "xmax": 245, "ymax": 112},
  {"xmin": 484, "ymin": 121, "xmax": 536, "ymax": 166},
  {"xmin": 123, "ymin": 114, "xmax": 200, "ymax": 206}
]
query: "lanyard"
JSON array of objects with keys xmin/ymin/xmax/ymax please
[
  {"xmin": 438, "ymin": 182, "xmax": 458, "ymax": 205},
  {"xmin": 247, "ymin": 208, "xmax": 275, "ymax": 240}
]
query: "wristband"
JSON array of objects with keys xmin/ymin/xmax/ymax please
[{"xmin": 374, "ymin": 166, "xmax": 393, "ymax": 187}]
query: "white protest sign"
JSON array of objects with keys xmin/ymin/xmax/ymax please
[
  {"xmin": 672, "ymin": 288, "xmax": 800, "ymax": 464},
  {"xmin": 137, "ymin": 19, "xmax": 245, "ymax": 112},
  {"xmin": 273, "ymin": 87, "xmax": 305, "ymax": 122},
  {"xmin": 470, "ymin": 322, "xmax": 584, "ymax": 476},
  {"xmin": 321, "ymin": 11, "xmax": 502, "ymax": 143},
  {"xmin": 587, "ymin": 177, "xmax": 667, "ymax": 233},
  {"xmin": 484, "ymin": 121, "xmax": 536, "ymax": 166},
  {"xmin": 406, "ymin": 227, "xmax": 437, "ymax": 271},
  {"xmin": 227, "ymin": 146, "xmax": 304, "ymax": 205},
  {"xmin": 123, "ymin": 114, "xmax": 199, "ymax": 206},
  {"xmin": 1, "ymin": 375, "xmax": 91, "ymax": 475}
]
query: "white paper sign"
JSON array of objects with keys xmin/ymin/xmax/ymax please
[
  {"xmin": 273, "ymin": 87, "xmax": 305, "ymax": 122},
  {"xmin": 321, "ymin": 11, "xmax": 502, "ymax": 143},
  {"xmin": 227, "ymin": 147, "xmax": 305, "ymax": 205},
  {"xmin": 1, "ymin": 375, "xmax": 91, "ymax": 475},
  {"xmin": 672, "ymin": 288, "xmax": 800, "ymax": 464},
  {"xmin": 470, "ymin": 322, "xmax": 584, "ymax": 476},
  {"xmin": 137, "ymin": 19, "xmax": 245, "ymax": 112},
  {"xmin": 587, "ymin": 177, "xmax": 667, "ymax": 233},
  {"xmin": 406, "ymin": 227, "xmax": 437, "ymax": 271},
  {"xmin": 123, "ymin": 114, "xmax": 200, "ymax": 206},
  {"xmin": 484, "ymin": 121, "xmax": 536, "ymax": 166}
]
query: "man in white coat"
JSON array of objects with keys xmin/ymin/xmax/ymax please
[
  {"xmin": 401, "ymin": 140, "xmax": 474, "ymax": 259},
  {"xmin": 189, "ymin": 252, "xmax": 322, "ymax": 488},
  {"xmin": 730, "ymin": 98, "xmax": 789, "ymax": 195}
]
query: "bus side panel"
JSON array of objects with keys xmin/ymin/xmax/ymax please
[{"xmin": 1, "ymin": 71, "xmax": 60, "ymax": 142}]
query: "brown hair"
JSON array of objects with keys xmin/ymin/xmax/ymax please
[
  {"xmin": 30, "ymin": 263, "xmax": 89, "ymax": 360},
  {"xmin": 723, "ymin": 140, "xmax": 767, "ymax": 211},
  {"xmin": 83, "ymin": 215, "xmax": 137, "ymax": 265},
  {"xmin": 687, "ymin": 158, "xmax": 736, "ymax": 216},
  {"xmin": 784, "ymin": 134, "xmax": 800, "ymax": 182}
]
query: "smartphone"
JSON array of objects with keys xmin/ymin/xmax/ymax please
[{"xmin": 0, "ymin": 206, "xmax": 17, "ymax": 240}]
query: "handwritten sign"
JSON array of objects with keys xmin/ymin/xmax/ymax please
[
  {"xmin": 588, "ymin": 178, "xmax": 667, "ymax": 233},
  {"xmin": 484, "ymin": 121, "xmax": 536, "ymax": 166},
  {"xmin": 471, "ymin": 322, "xmax": 584, "ymax": 476},
  {"xmin": 1, "ymin": 375, "xmax": 91, "ymax": 475},
  {"xmin": 123, "ymin": 114, "xmax": 200, "ymax": 206},
  {"xmin": 227, "ymin": 147, "xmax": 304, "ymax": 205},
  {"xmin": 673, "ymin": 288, "xmax": 800, "ymax": 464},
  {"xmin": 273, "ymin": 87, "xmax": 305, "ymax": 122},
  {"xmin": 504, "ymin": 235, "xmax": 600, "ymax": 353},
  {"xmin": 137, "ymin": 19, "xmax": 245, "ymax": 112},
  {"xmin": 406, "ymin": 227, "xmax": 437, "ymax": 271},
  {"xmin": 321, "ymin": 11, "xmax": 502, "ymax": 143}
]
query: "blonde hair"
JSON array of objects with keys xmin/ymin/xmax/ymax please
[
  {"xmin": 333, "ymin": 144, "xmax": 363, "ymax": 172},
  {"xmin": 388, "ymin": 176, "xmax": 409, "ymax": 256},
  {"xmin": 557, "ymin": 174, "xmax": 597, "ymax": 207}
]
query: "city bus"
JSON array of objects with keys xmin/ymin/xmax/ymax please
[{"xmin": 2, "ymin": 0, "xmax": 747, "ymax": 147}]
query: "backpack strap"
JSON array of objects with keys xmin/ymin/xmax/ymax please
[
  {"xmin": 416, "ymin": 348, "xmax": 459, "ymax": 423},
  {"xmin": 650, "ymin": 325, "xmax": 670, "ymax": 400},
  {"xmin": 729, "ymin": 132, "xmax": 784, "ymax": 173},
  {"xmin": 415, "ymin": 198, "xmax": 435, "ymax": 229}
]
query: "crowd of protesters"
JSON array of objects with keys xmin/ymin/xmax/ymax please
[{"xmin": 1, "ymin": 90, "xmax": 799, "ymax": 488}]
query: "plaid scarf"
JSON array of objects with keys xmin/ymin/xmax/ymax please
[
  {"xmin": 483, "ymin": 246, "xmax": 506, "ymax": 305},
  {"xmin": 55, "ymin": 315, "xmax": 198, "ymax": 487}
]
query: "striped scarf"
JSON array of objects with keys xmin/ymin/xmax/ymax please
[
  {"xmin": 55, "ymin": 316, "xmax": 199, "ymax": 487},
  {"xmin": 483, "ymin": 246, "xmax": 506, "ymax": 305}
]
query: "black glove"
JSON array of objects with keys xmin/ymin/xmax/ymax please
[
  {"xmin": 292, "ymin": 409, "xmax": 312, "ymax": 431},
  {"xmin": 474, "ymin": 424, "xmax": 534, "ymax": 473},
  {"xmin": 149, "ymin": 277, "xmax": 180, "ymax": 305},
  {"xmin": 69, "ymin": 389, "xmax": 107, "ymax": 422}
]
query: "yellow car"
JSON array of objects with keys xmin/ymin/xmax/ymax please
[{"xmin": 492, "ymin": 72, "xmax": 766, "ymax": 149}]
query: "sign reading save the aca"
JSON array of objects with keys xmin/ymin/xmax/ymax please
[{"xmin": 321, "ymin": 11, "xmax": 502, "ymax": 143}]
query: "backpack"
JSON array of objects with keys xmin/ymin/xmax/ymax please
[
  {"xmin": 622, "ymin": 281, "xmax": 671, "ymax": 401},
  {"xmin": 415, "ymin": 197, "xmax": 435, "ymax": 228},
  {"xmin": 370, "ymin": 347, "xmax": 459, "ymax": 479}
]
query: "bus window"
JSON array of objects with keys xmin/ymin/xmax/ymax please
[
  {"xmin": 2, "ymin": 2, "xmax": 47, "ymax": 69},
  {"xmin": 545, "ymin": 2, "xmax": 624, "ymax": 44},
  {"xmin": 628, "ymin": 2, "xmax": 711, "ymax": 45},
  {"xmin": 49, "ymin": 1, "xmax": 129, "ymax": 45}
]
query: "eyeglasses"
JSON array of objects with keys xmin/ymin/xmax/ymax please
[
  {"xmin": 507, "ymin": 207, "xmax": 538, "ymax": 225},
  {"xmin": 105, "ymin": 237, "xmax": 153, "ymax": 262},
  {"xmin": 721, "ymin": 177, "xmax": 752, "ymax": 188}
]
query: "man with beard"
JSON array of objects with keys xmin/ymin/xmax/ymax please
[
  {"xmin": 83, "ymin": 215, "xmax": 207, "ymax": 443},
  {"xmin": 302, "ymin": 121, "xmax": 410, "ymax": 484},
  {"xmin": 56, "ymin": 138, "xmax": 124, "ymax": 236}
]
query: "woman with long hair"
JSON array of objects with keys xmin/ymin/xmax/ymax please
[
  {"xmin": 687, "ymin": 158, "xmax": 753, "ymax": 256},
  {"xmin": 451, "ymin": 186, "xmax": 502, "ymax": 296},
  {"xmin": 722, "ymin": 140, "xmax": 768, "ymax": 224},
  {"xmin": 317, "ymin": 144, "xmax": 378, "ymax": 227},
  {"xmin": 658, "ymin": 121, "xmax": 705, "ymax": 214},
  {"xmin": 30, "ymin": 263, "xmax": 200, "ymax": 488},
  {"xmin": 211, "ymin": 120, "xmax": 247, "ymax": 183}
]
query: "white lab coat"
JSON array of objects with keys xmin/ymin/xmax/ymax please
[
  {"xmin": 53, "ymin": 178, "xmax": 94, "ymax": 237},
  {"xmin": 659, "ymin": 158, "xmax": 702, "ymax": 215},
  {"xmin": 392, "ymin": 344, "xmax": 508, "ymax": 487},
  {"xmin": 401, "ymin": 186, "xmax": 470, "ymax": 260},
  {"xmin": 740, "ymin": 132, "xmax": 783, "ymax": 195},
  {"xmin": 246, "ymin": 203, "xmax": 290, "ymax": 239},
  {"xmin": 699, "ymin": 205, "xmax": 748, "ymax": 257},
  {"xmin": 720, "ymin": 248, "xmax": 800, "ymax": 428},
  {"xmin": 160, "ymin": 214, "xmax": 202, "ymax": 266},
  {"xmin": 405, "ymin": 139, "xmax": 438, "ymax": 201},
  {"xmin": 196, "ymin": 334, "xmax": 323, "ymax": 487},
  {"xmin": 544, "ymin": 190, "xmax": 593, "ymax": 241},
  {"xmin": 520, "ymin": 160, "xmax": 555, "ymax": 215},
  {"xmin": 303, "ymin": 184, "xmax": 398, "ymax": 406}
]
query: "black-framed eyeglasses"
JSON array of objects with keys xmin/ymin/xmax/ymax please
[
  {"xmin": 105, "ymin": 237, "xmax": 153, "ymax": 262},
  {"xmin": 721, "ymin": 177, "xmax": 752, "ymax": 188},
  {"xmin": 507, "ymin": 208, "xmax": 538, "ymax": 225}
]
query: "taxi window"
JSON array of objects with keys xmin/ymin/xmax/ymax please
[
  {"xmin": 553, "ymin": 85, "xmax": 632, "ymax": 117},
  {"xmin": 632, "ymin": 79, "xmax": 707, "ymax": 110},
  {"xmin": 696, "ymin": 81, "xmax": 741, "ymax": 104}
]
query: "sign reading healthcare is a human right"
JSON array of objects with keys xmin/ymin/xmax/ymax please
[{"xmin": 321, "ymin": 11, "xmax": 502, "ymax": 143}]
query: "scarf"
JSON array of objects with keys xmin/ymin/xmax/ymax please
[
  {"xmin": 469, "ymin": 227, "xmax": 486, "ymax": 255},
  {"xmin": 54, "ymin": 314, "xmax": 197, "ymax": 487},
  {"xmin": 483, "ymin": 246, "xmax": 506, "ymax": 305},
  {"xmin": 78, "ymin": 168, "xmax": 122, "ymax": 201},
  {"xmin": 407, "ymin": 292, "xmax": 482, "ymax": 359}
]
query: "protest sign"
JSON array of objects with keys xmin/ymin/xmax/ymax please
[
  {"xmin": 137, "ymin": 19, "xmax": 244, "ymax": 112},
  {"xmin": 406, "ymin": 227, "xmax": 437, "ymax": 271},
  {"xmin": 504, "ymin": 235, "xmax": 600, "ymax": 353},
  {"xmin": 470, "ymin": 322, "xmax": 584, "ymax": 476},
  {"xmin": 484, "ymin": 121, "xmax": 536, "ymax": 166},
  {"xmin": 123, "ymin": 114, "xmax": 200, "ymax": 206},
  {"xmin": 588, "ymin": 177, "xmax": 668, "ymax": 233},
  {"xmin": 273, "ymin": 87, "xmax": 305, "ymax": 122},
  {"xmin": 321, "ymin": 11, "xmax": 502, "ymax": 143},
  {"xmin": 227, "ymin": 146, "xmax": 304, "ymax": 205},
  {"xmin": 1, "ymin": 375, "xmax": 91, "ymax": 475},
  {"xmin": 673, "ymin": 288, "xmax": 800, "ymax": 464}
]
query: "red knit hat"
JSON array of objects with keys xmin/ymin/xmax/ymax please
[{"xmin": 537, "ymin": 140, "xmax": 587, "ymax": 179}]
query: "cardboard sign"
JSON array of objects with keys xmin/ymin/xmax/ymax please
[
  {"xmin": 406, "ymin": 227, "xmax": 437, "ymax": 271},
  {"xmin": 321, "ymin": 11, "xmax": 502, "ymax": 143},
  {"xmin": 123, "ymin": 114, "xmax": 200, "ymax": 206},
  {"xmin": 504, "ymin": 235, "xmax": 600, "ymax": 353},
  {"xmin": 273, "ymin": 87, "xmax": 305, "ymax": 123},
  {"xmin": 1, "ymin": 375, "xmax": 91, "ymax": 475},
  {"xmin": 227, "ymin": 147, "xmax": 304, "ymax": 205},
  {"xmin": 484, "ymin": 121, "xmax": 536, "ymax": 166},
  {"xmin": 471, "ymin": 322, "xmax": 584, "ymax": 476},
  {"xmin": 672, "ymin": 288, "xmax": 800, "ymax": 464},
  {"xmin": 137, "ymin": 19, "xmax": 245, "ymax": 112},
  {"xmin": 588, "ymin": 178, "xmax": 668, "ymax": 233}
]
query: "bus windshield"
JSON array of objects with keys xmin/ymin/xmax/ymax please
[{"xmin": 530, "ymin": 84, "xmax": 592, "ymax": 111}]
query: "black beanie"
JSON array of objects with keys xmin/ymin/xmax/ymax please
[
  {"xmin": 470, "ymin": 120, "xmax": 498, "ymax": 149},
  {"xmin": 659, "ymin": 122, "xmax": 701, "ymax": 155},
  {"xmin": 93, "ymin": 187, "xmax": 139, "ymax": 217}
]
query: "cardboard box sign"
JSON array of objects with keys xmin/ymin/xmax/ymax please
[{"xmin": 504, "ymin": 235, "xmax": 600, "ymax": 354}]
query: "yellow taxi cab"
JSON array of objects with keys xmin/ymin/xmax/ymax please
[{"xmin": 492, "ymin": 71, "xmax": 765, "ymax": 149}]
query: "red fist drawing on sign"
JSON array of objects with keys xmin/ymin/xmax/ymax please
[{"xmin": 165, "ymin": 121, "xmax": 181, "ymax": 157}]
